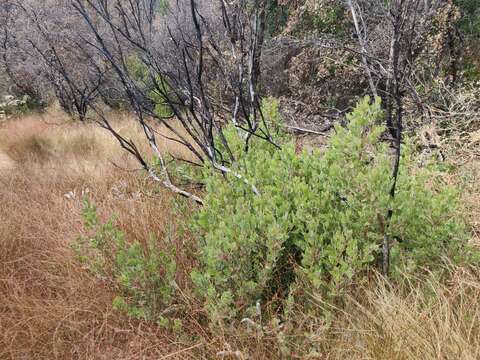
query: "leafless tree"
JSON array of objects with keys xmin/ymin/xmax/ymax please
[
  {"xmin": 0, "ymin": 2, "xmax": 44, "ymax": 99},
  {"xmin": 1, "ymin": 0, "xmax": 117, "ymax": 120},
  {"xmin": 65, "ymin": 0, "xmax": 275, "ymax": 202}
]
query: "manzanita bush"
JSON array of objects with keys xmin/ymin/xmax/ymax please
[{"xmin": 191, "ymin": 97, "xmax": 469, "ymax": 325}]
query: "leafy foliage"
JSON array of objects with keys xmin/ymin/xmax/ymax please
[
  {"xmin": 266, "ymin": 2, "xmax": 289, "ymax": 36},
  {"xmin": 126, "ymin": 55, "xmax": 174, "ymax": 119},
  {"xmin": 293, "ymin": 2, "xmax": 347, "ymax": 37},
  {"xmin": 456, "ymin": 0, "xmax": 480, "ymax": 35},
  {"xmin": 191, "ymin": 97, "xmax": 469, "ymax": 325},
  {"xmin": 73, "ymin": 198, "xmax": 177, "ymax": 322}
]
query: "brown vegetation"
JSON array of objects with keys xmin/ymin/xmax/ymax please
[{"xmin": 0, "ymin": 111, "xmax": 206, "ymax": 359}]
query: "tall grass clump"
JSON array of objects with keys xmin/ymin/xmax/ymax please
[
  {"xmin": 0, "ymin": 114, "xmax": 206, "ymax": 359},
  {"xmin": 323, "ymin": 264, "xmax": 480, "ymax": 359}
]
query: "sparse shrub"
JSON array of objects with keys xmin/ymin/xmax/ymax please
[
  {"xmin": 0, "ymin": 94, "xmax": 43, "ymax": 120},
  {"xmin": 73, "ymin": 198, "xmax": 177, "ymax": 322},
  {"xmin": 191, "ymin": 97, "xmax": 470, "ymax": 326}
]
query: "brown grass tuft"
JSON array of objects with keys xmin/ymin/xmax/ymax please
[{"xmin": 322, "ymin": 266, "xmax": 480, "ymax": 359}]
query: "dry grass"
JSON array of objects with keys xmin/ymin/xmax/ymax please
[
  {"xmin": 0, "ymin": 109, "xmax": 479, "ymax": 359},
  {"xmin": 0, "ymin": 111, "xmax": 209, "ymax": 359},
  {"xmin": 323, "ymin": 266, "xmax": 480, "ymax": 359},
  {"xmin": 458, "ymin": 159, "xmax": 480, "ymax": 247}
]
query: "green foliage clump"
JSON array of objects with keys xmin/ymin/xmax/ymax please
[
  {"xmin": 0, "ymin": 94, "xmax": 44, "ymax": 119},
  {"xmin": 73, "ymin": 199, "xmax": 177, "ymax": 322},
  {"xmin": 266, "ymin": 2, "xmax": 289, "ymax": 36},
  {"xmin": 456, "ymin": 0, "xmax": 480, "ymax": 35},
  {"xmin": 454, "ymin": 0, "xmax": 480, "ymax": 81},
  {"xmin": 295, "ymin": 4, "xmax": 347, "ymax": 37},
  {"xmin": 191, "ymin": 97, "xmax": 469, "ymax": 325},
  {"xmin": 126, "ymin": 55, "xmax": 174, "ymax": 118},
  {"xmin": 156, "ymin": 0, "xmax": 169, "ymax": 14}
]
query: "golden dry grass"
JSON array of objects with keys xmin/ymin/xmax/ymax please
[
  {"xmin": 0, "ymin": 109, "xmax": 479, "ymax": 359},
  {"xmin": 323, "ymin": 266, "xmax": 480, "ymax": 359},
  {"xmin": 0, "ymin": 110, "xmax": 210, "ymax": 359}
]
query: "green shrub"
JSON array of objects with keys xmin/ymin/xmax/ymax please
[
  {"xmin": 456, "ymin": 0, "xmax": 480, "ymax": 35},
  {"xmin": 126, "ymin": 55, "xmax": 174, "ymax": 118},
  {"xmin": 73, "ymin": 198, "xmax": 177, "ymax": 322},
  {"xmin": 0, "ymin": 94, "xmax": 44, "ymax": 119},
  {"xmin": 266, "ymin": 2, "xmax": 289, "ymax": 36},
  {"xmin": 191, "ymin": 96, "xmax": 469, "ymax": 325},
  {"xmin": 156, "ymin": 0, "xmax": 169, "ymax": 14},
  {"xmin": 294, "ymin": 3, "xmax": 347, "ymax": 37}
]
